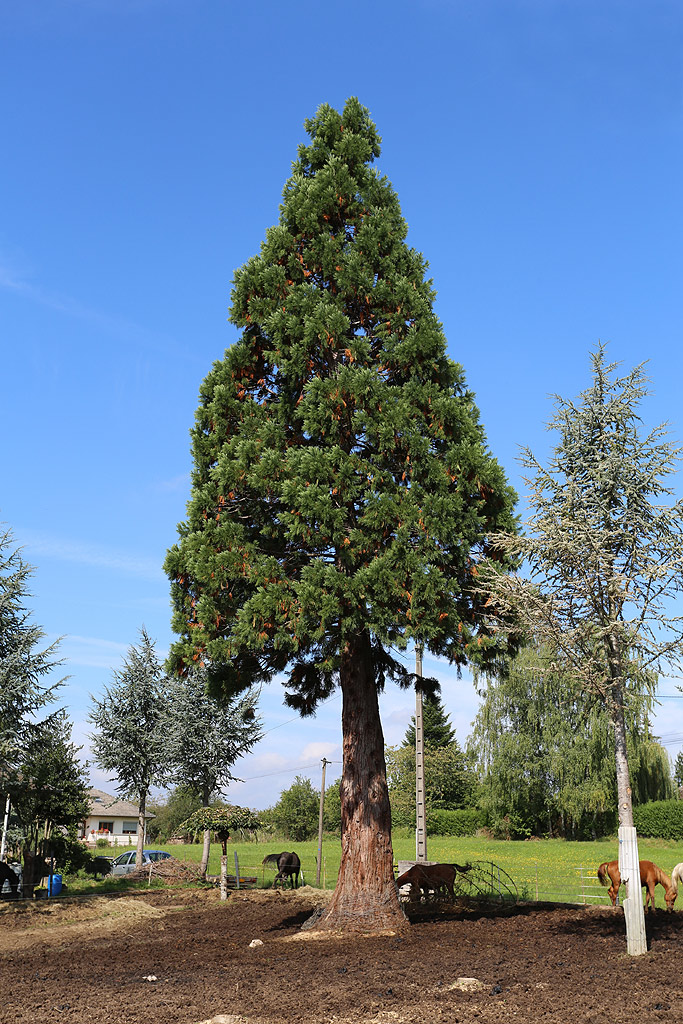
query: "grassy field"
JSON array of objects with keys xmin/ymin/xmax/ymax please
[{"xmin": 124, "ymin": 832, "xmax": 683, "ymax": 909}]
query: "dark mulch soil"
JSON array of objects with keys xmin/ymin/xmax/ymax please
[{"xmin": 2, "ymin": 886, "xmax": 682, "ymax": 1024}]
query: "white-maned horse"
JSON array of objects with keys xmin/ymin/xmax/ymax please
[{"xmin": 670, "ymin": 862, "xmax": 683, "ymax": 905}]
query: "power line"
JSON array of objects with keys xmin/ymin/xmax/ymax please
[
  {"xmin": 258, "ymin": 691, "xmax": 341, "ymax": 737},
  {"xmin": 234, "ymin": 760, "xmax": 342, "ymax": 783}
]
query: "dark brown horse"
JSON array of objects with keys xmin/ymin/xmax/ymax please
[
  {"xmin": 0, "ymin": 861, "xmax": 19, "ymax": 897},
  {"xmin": 396, "ymin": 862, "xmax": 471, "ymax": 899},
  {"xmin": 262, "ymin": 851, "xmax": 300, "ymax": 889},
  {"xmin": 597, "ymin": 859, "xmax": 677, "ymax": 912}
]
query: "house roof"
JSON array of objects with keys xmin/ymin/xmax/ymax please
[{"xmin": 87, "ymin": 788, "xmax": 155, "ymax": 820}]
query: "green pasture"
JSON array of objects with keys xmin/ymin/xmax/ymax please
[{"xmin": 109, "ymin": 832, "xmax": 683, "ymax": 910}]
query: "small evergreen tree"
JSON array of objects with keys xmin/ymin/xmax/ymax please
[
  {"xmin": 10, "ymin": 713, "xmax": 90, "ymax": 894},
  {"xmin": 674, "ymin": 750, "xmax": 683, "ymax": 795},
  {"xmin": 0, "ymin": 526, "xmax": 63, "ymax": 780},
  {"xmin": 146, "ymin": 786, "xmax": 205, "ymax": 844},
  {"xmin": 88, "ymin": 629, "xmax": 170, "ymax": 868},
  {"xmin": 165, "ymin": 669, "xmax": 262, "ymax": 876},
  {"xmin": 165, "ymin": 99, "xmax": 516, "ymax": 930},
  {"xmin": 403, "ymin": 692, "xmax": 455, "ymax": 748}
]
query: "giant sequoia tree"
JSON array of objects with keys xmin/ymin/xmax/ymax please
[{"xmin": 165, "ymin": 99, "xmax": 516, "ymax": 931}]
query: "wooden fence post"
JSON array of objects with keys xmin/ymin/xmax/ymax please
[
  {"xmin": 619, "ymin": 825, "xmax": 647, "ymax": 956},
  {"xmin": 234, "ymin": 851, "xmax": 240, "ymax": 890}
]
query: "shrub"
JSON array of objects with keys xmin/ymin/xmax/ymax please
[
  {"xmin": 633, "ymin": 800, "xmax": 683, "ymax": 840},
  {"xmin": 486, "ymin": 812, "xmax": 533, "ymax": 841},
  {"xmin": 426, "ymin": 808, "xmax": 482, "ymax": 837}
]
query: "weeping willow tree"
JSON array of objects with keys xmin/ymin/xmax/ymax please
[{"xmin": 470, "ymin": 646, "xmax": 672, "ymax": 838}]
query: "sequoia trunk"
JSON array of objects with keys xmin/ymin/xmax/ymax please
[{"xmin": 314, "ymin": 632, "xmax": 407, "ymax": 933}]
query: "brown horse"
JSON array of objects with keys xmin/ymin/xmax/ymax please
[
  {"xmin": 262, "ymin": 851, "xmax": 300, "ymax": 889},
  {"xmin": 396, "ymin": 862, "xmax": 471, "ymax": 899},
  {"xmin": 597, "ymin": 859, "xmax": 677, "ymax": 912}
]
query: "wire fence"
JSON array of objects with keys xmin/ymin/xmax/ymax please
[
  {"xmin": 0, "ymin": 858, "xmax": 620, "ymax": 908},
  {"xmin": 509, "ymin": 864, "xmax": 607, "ymax": 905}
]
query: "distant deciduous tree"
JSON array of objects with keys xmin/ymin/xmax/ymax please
[
  {"xmin": 322, "ymin": 777, "xmax": 342, "ymax": 835},
  {"xmin": 88, "ymin": 629, "xmax": 170, "ymax": 868},
  {"xmin": 175, "ymin": 804, "xmax": 262, "ymax": 854},
  {"xmin": 385, "ymin": 742, "xmax": 475, "ymax": 827},
  {"xmin": 146, "ymin": 786, "xmax": 205, "ymax": 844},
  {"xmin": 266, "ymin": 775, "xmax": 320, "ymax": 842}
]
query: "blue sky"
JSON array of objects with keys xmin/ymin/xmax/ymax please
[{"xmin": 2, "ymin": 0, "xmax": 683, "ymax": 809}]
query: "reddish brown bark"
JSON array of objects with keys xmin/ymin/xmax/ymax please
[{"xmin": 313, "ymin": 632, "xmax": 408, "ymax": 933}]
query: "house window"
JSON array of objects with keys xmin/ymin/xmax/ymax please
[
  {"xmin": 122, "ymin": 821, "xmax": 138, "ymax": 834},
  {"xmin": 98, "ymin": 821, "xmax": 114, "ymax": 833}
]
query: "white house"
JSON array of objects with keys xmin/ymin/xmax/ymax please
[{"xmin": 81, "ymin": 789, "xmax": 155, "ymax": 847}]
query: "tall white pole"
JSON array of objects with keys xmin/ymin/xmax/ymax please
[
  {"xmin": 0, "ymin": 794, "xmax": 10, "ymax": 861},
  {"xmin": 316, "ymin": 758, "xmax": 328, "ymax": 886},
  {"xmin": 415, "ymin": 646, "xmax": 427, "ymax": 862}
]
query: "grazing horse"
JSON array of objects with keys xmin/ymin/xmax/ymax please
[
  {"xmin": 597, "ymin": 859, "xmax": 677, "ymax": 912},
  {"xmin": 0, "ymin": 861, "xmax": 19, "ymax": 897},
  {"xmin": 262, "ymin": 851, "xmax": 301, "ymax": 889},
  {"xmin": 667, "ymin": 862, "xmax": 683, "ymax": 906},
  {"xmin": 396, "ymin": 862, "xmax": 471, "ymax": 900}
]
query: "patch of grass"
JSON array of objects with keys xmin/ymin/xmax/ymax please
[{"xmin": 64, "ymin": 835, "xmax": 683, "ymax": 910}]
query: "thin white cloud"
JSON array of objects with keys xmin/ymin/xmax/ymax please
[
  {"xmin": 52, "ymin": 634, "xmax": 129, "ymax": 669},
  {"xmin": 0, "ymin": 257, "xmax": 202, "ymax": 365},
  {"xmin": 18, "ymin": 528, "xmax": 164, "ymax": 582},
  {"xmin": 153, "ymin": 473, "xmax": 191, "ymax": 493},
  {"xmin": 301, "ymin": 741, "xmax": 339, "ymax": 762}
]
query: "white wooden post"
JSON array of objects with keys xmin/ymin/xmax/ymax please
[
  {"xmin": 0, "ymin": 794, "xmax": 10, "ymax": 861},
  {"xmin": 220, "ymin": 855, "xmax": 228, "ymax": 901},
  {"xmin": 234, "ymin": 851, "xmax": 240, "ymax": 890},
  {"xmin": 618, "ymin": 825, "xmax": 647, "ymax": 956}
]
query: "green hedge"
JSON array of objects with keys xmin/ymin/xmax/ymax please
[
  {"xmin": 633, "ymin": 800, "xmax": 683, "ymax": 840},
  {"xmin": 426, "ymin": 808, "xmax": 482, "ymax": 837}
]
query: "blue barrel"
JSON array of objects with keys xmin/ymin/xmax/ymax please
[{"xmin": 48, "ymin": 874, "xmax": 62, "ymax": 897}]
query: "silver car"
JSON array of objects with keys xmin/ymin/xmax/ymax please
[{"xmin": 109, "ymin": 849, "xmax": 172, "ymax": 876}]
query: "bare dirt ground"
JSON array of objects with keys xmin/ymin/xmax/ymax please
[{"xmin": 2, "ymin": 882, "xmax": 682, "ymax": 1024}]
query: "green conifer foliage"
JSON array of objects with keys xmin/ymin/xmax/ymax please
[
  {"xmin": 165, "ymin": 99, "xmax": 516, "ymax": 930},
  {"xmin": 403, "ymin": 693, "xmax": 456, "ymax": 748}
]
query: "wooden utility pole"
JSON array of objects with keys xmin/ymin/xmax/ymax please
[
  {"xmin": 316, "ymin": 757, "xmax": 329, "ymax": 886},
  {"xmin": 415, "ymin": 645, "xmax": 427, "ymax": 862}
]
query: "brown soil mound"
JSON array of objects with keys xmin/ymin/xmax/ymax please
[{"xmin": 3, "ymin": 886, "xmax": 682, "ymax": 1024}]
